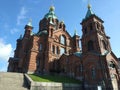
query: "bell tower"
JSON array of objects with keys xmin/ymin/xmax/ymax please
[
  {"xmin": 81, "ymin": 4, "xmax": 111, "ymax": 54},
  {"xmin": 24, "ymin": 19, "xmax": 33, "ymax": 39},
  {"xmin": 72, "ymin": 29, "xmax": 80, "ymax": 53}
]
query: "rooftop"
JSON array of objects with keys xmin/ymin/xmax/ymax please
[{"xmin": 44, "ymin": 6, "xmax": 57, "ymax": 19}]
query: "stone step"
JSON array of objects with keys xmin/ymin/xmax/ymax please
[{"xmin": 0, "ymin": 72, "xmax": 29, "ymax": 90}]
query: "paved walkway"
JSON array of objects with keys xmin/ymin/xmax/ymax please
[{"xmin": 0, "ymin": 72, "xmax": 29, "ymax": 90}]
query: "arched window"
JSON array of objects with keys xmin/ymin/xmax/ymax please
[
  {"xmin": 51, "ymin": 29, "xmax": 53, "ymax": 37},
  {"xmin": 39, "ymin": 43, "xmax": 42, "ymax": 51},
  {"xmin": 97, "ymin": 23, "xmax": 100, "ymax": 29},
  {"xmin": 36, "ymin": 59, "xmax": 40, "ymax": 73},
  {"xmin": 36, "ymin": 59, "xmax": 40, "ymax": 67},
  {"xmin": 102, "ymin": 40, "xmax": 107, "ymax": 50},
  {"xmin": 60, "ymin": 35, "xmax": 66, "ymax": 45},
  {"xmin": 60, "ymin": 47, "xmax": 65, "ymax": 55},
  {"xmin": 52, "ymin": 45, "xmax": 55, "ymax": 54},
  {"xmin": 88, "ymin": 40, "xmax": 94, "ymax": 51},
  {"xmin": 90, "ymin": 23, "xmax": 93, "ymax": 30},
  {"xmin": 84, "ymin": 28, "xmax": 87, "ymax": 34},
  {"xmin": 59, "ymin": 23, "xmax": 62, "ymax": 28},
  {"xmin": 56, "ymin": 46, "xmax": 59, "ymax": 54}
]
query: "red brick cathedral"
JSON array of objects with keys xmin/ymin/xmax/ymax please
[{"xmin": 8, "ymin": 5, "xmax": 120, "ymax": 89}]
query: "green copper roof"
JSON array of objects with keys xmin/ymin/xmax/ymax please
[
  {"xmin": 37, "ymin": 30, "xmax": 48, "ymax": 36},
  {"xmin": 44, "ymin": 6, "xmax": 57, "ymax": 19},
  {"xmin": 85, "ymin": 4, "xmax": 94, "ymax": 19},
  {"xmin": 73, "ymin": 52, "xmax": 82, "ymax": 57}
]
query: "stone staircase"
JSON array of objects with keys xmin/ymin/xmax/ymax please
[{"xmin": 0, "ymin": 72, "xmax": 29, "ymax": 90}]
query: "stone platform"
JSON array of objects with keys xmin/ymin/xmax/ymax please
[{"xmin": 0, "ymin": 72, "xmax": 29, "ymax": 90}]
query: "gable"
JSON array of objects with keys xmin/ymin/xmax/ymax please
[
  {"xmin": 106, "ymin": 51, "xmax": 119, "ymax": 67},
  {"xmin": 53, "ymin": 29, "xmax": 72, "ymax": 39}
]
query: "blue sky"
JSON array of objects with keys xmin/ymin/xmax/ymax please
[{"xmin": 0, "ymin": 0, "xmax": 120, "ymax": 71}]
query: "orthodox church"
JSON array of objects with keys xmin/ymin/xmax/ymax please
[{"xmin": 8, "ymin": 4, "xmax": 120, "ymax": 89}]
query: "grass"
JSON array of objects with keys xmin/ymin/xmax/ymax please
[{"xmin": 29, "ymin": 74, "xmax": 81, "ymax": 84}]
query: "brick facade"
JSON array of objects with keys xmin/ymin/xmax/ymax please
[{"xmin": 8, "ymin": 5, "xmax": 120, "ymax": 89}]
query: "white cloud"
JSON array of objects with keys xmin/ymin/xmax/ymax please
[
  {"xmin": 17, "ymin": 7, "xmax": 27, "ymax": 25},
  {"xmin": 10, "ymin": 28, "xmax": 19, "ymax": 34},
  {"xmin": 0, "ymin": 38, "xmax": 13, "ymax": 61}
]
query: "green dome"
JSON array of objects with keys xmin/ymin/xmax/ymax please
[
  {"xmin": 44, "ymin": 6, "xmax": 57, "ymax": 19},
  {"xmin": 37, "ymin": 30, "xmax": 48, "ymax": 36}
]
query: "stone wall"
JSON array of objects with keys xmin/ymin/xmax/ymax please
[{"xmin": 25, "ymin": 74, "xmax": 82, "ymax": 90}]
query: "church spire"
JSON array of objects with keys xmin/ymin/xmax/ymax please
[
  {"xmin": 74, "ymin": 29, "xmax": 78, "ymax": 36},
  {"xmin": 85, "ymin": 3, "xmax": 94, "ymax": 19},
  {"xmin": 19, "ymin": 34, "xmax": 22, "ymax": 40}
]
